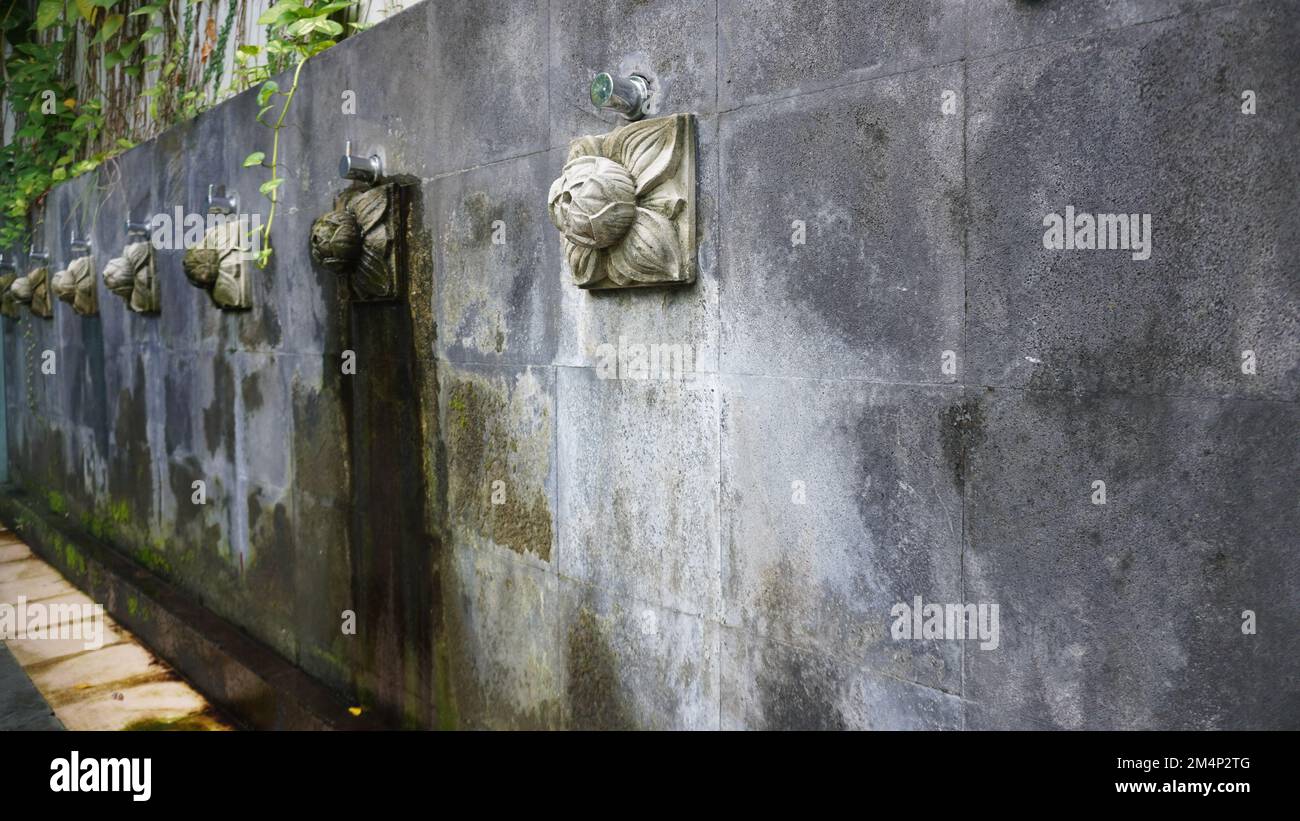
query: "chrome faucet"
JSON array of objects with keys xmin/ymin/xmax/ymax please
[
  {"xmin": 590, "ymin": 72, "xmax": 651, "ymax": 120},
  {"xmin": 125, "ymin": 217, "xmax": 151, "ymax": 239},
  {"xmin": 340, "ymin": 141, "xmax": 383, "ymax": 183},
  {"xmin": 207, "ymin": 184, "xmax": 239, "ymax": 215},
  {"xmin": 70, "ymin": 230, "xmax": 92, "ymax": 257}
]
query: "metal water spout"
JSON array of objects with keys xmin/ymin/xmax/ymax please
[
  {"xmin": 591, "ymin": 72, "xmax": 651, "ymax": 120},
  {"xmin": 339, "ymin": 141, "xmax": 383, "ymax": 183}
]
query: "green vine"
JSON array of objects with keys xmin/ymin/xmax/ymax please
[
  {"xmin": 1, "ymin": 0, "xmax": 361, "ymax": 257},
  {"xmin": 240, "ymin": 0, "xmax": 360, "ymax": 269},
  {"xmin": 200, "ymin": 0, "xmax": 236, "ymax": 93}
]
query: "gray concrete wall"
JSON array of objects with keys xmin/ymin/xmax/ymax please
[{"xmin": 3, "ymin": 0, "xmax": 1297, "ymax": 729}]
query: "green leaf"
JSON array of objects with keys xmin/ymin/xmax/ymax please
[
  {"xmin": 243, "ymin": 151, "xmax": 266, "ymax": 167},
  {"xmin": 238, "ymin": 45, "xmax": 261, "ymax": 57},
  {"xmin": 142, "ymin": 25, "xmax": 164, "ymax": 40},
  {"xmin": 35, "ymin": 0, "xmax": 64, "ymax": 31},
  {"xmin": 92, "ymin": 13, "xmax": 123, "ymax": 43},
  {"xmin": 311, "ymin": 0, "xmax": 356, "ymax": 16},
  {"xmin": 259, "ymin": 178, "xmax": 285, "ymax": 195},
  {"xmin": 256, "ymin": 81, "xmax": 279, "ymax": 106},
  {"xmin": 301, "ymin": 39, "xmax": 336, "ymax": 58},
  {"xmin": 128, "ymin": 3, "xmax": 162, "ymax": 16},
  {"xmin": 257, "ymin": 0, "xmax": 304, "ymax": 27}
]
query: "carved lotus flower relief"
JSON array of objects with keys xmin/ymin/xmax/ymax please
[
  {"xmin": 0, "ymin": 274, "xmax": 19, "ymax": 319},
  {"xmin": 10, "ymin": 266, "xmax": 52, "ymax": 318},
  {"xmin": 309, "ymin": 183, "xmax": 398, "ymax": 302},
  {"xmin": 548, "ymin": 113, "xmax": 696, "ymax": 289},
  {"xmin": 104, "ymin": 241, "xmax": 159, "ymax": 314},
  {"xmin": 182, "ymin": 218, "xmax": 252, "ymax": 310},
  {"xmin": 51, "ymin": 256, "xmax": 98, "ymax": 316}
]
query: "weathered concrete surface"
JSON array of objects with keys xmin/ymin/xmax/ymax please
[
  {"xmin": 719, "ymin": 0, "xmax": 965, "ymax": 109},
  {"xmin": 967, "ymin": 1, "xmax": 1300, "ymax": 400},
  {"xmin": 719, "ymin": 63, "xmax": 964, "ymax": 382},
  {"xmin": 3, "ymin": 0, "xmax": 1296, "ymax": 730},
  {"xmin": 720, "ymin": 376, "xmax": 964, "ymax": 696},
  {"xmin": 964, "ymin": 389, "xmax": 1300, "ymax": 730}
]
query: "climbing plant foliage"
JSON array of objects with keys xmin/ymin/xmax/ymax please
[
  {"xmin": 0, "ymin": 0, "xmax": 363, "ymax": 256},
  {"xmin": 242, "ymin": 0, "xmax": 362, "ymax": 268}
]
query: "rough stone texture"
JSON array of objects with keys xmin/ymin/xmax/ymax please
[
  {"xmin": 440, "ymin": 361, "xmax": 556, "ymax": 564},
  {"xmin": 967, "ymin": 1, "xmax": 1300, "ymax": 401},
  {"xmin": 719, "ymin": 0, "xmax": 965, "ymax": 108},
  {"xmin": 431, "ymin": 155, "xmax": 561, "ymax": 367},
  {"xmin": 721, "ymin": 627, "xmax": 960, "ymax": 731},
  {"xmin": 719, "ymin": 63, "xmax": 965, "ymax": 382},
  {"xmin": 558, "ymin": 577, "xmax": 720, "ymax": 730},
  {"xmin": 720, "ymin": 376, "xmax": 964, "ymax": 696},
  {"xmin": 2, "ymin": 0, "xmax": 1296, "ymax": 730},
  {"xmin": 964, "ymin": 388, "xmax": 1299, "ymax": 729},
  {"xmin": 965, "ymin": 0, "xmax": 1203, "ymax": 56},
  {"xmin": 557, "ymin": 367, "xmax": 721, "ymax": 619},
  {"xmin": 550, "ymin": 0, "xmax": 719, "ymax": 144}
]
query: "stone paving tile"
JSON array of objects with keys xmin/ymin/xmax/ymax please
[{"xmin": 0, "ymin": 531, "xmax": 233, "ymax": 731}]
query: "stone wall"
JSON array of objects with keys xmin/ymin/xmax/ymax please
[{"xmin": 3, "ymin": 0, "xmax": 1297, "ymax": 729}]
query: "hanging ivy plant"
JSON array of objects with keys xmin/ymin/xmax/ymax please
[
  {"xmin": 241, "ymin": 0, "xmax": 361, "ymax": 269},
  {"xmin": 0, "ymin": 0, "xmax": 362, "ymax": 257}
]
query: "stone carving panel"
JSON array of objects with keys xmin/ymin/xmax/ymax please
[
  {"xmin": 181, "ymin": 218, "xmax": 252, "ymax": 310},
  {"xmin": 309, "ymin": 182, "xmax": 404, "ymax": 302},
  {"xmin": 10, "ymin": 266, "xmax": 53, "ymax": 318},
  {"xmin": 51, "ymin": 255, "xmax": 98, "ymax": 316},
  {"xmin": 104, "ymin": 241, "xmax": 159, "ymax": 314},
  {"xmin": 548, "ymin": 113, "xmax": 696, "ymax": 290}
]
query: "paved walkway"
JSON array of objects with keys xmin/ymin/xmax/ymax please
[{"xmin": 0, "ymin": 527, "xmax": 232, "ymax": 730}]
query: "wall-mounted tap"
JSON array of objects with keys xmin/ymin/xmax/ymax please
[
  {"xmin": 207, "ymin": 184, "xmax": 239, "ymax": 215},
  {"xmin": 125, "ymin": 217, "xmax": 151, "ymax": 239},
  {"xmin": 27, "ymin": 245, "xmax": 50, "ymax": 266},
  {"xmin": 70, "ymin": 230, "xmax": 92, "ymax": 257},
  {"xmin": 590, "ymin": 72, "xmax": 651, "ymax": 120},
  {"xmin": 339, "ymin": 141, "xmax": 383, "ymax": 183}
]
